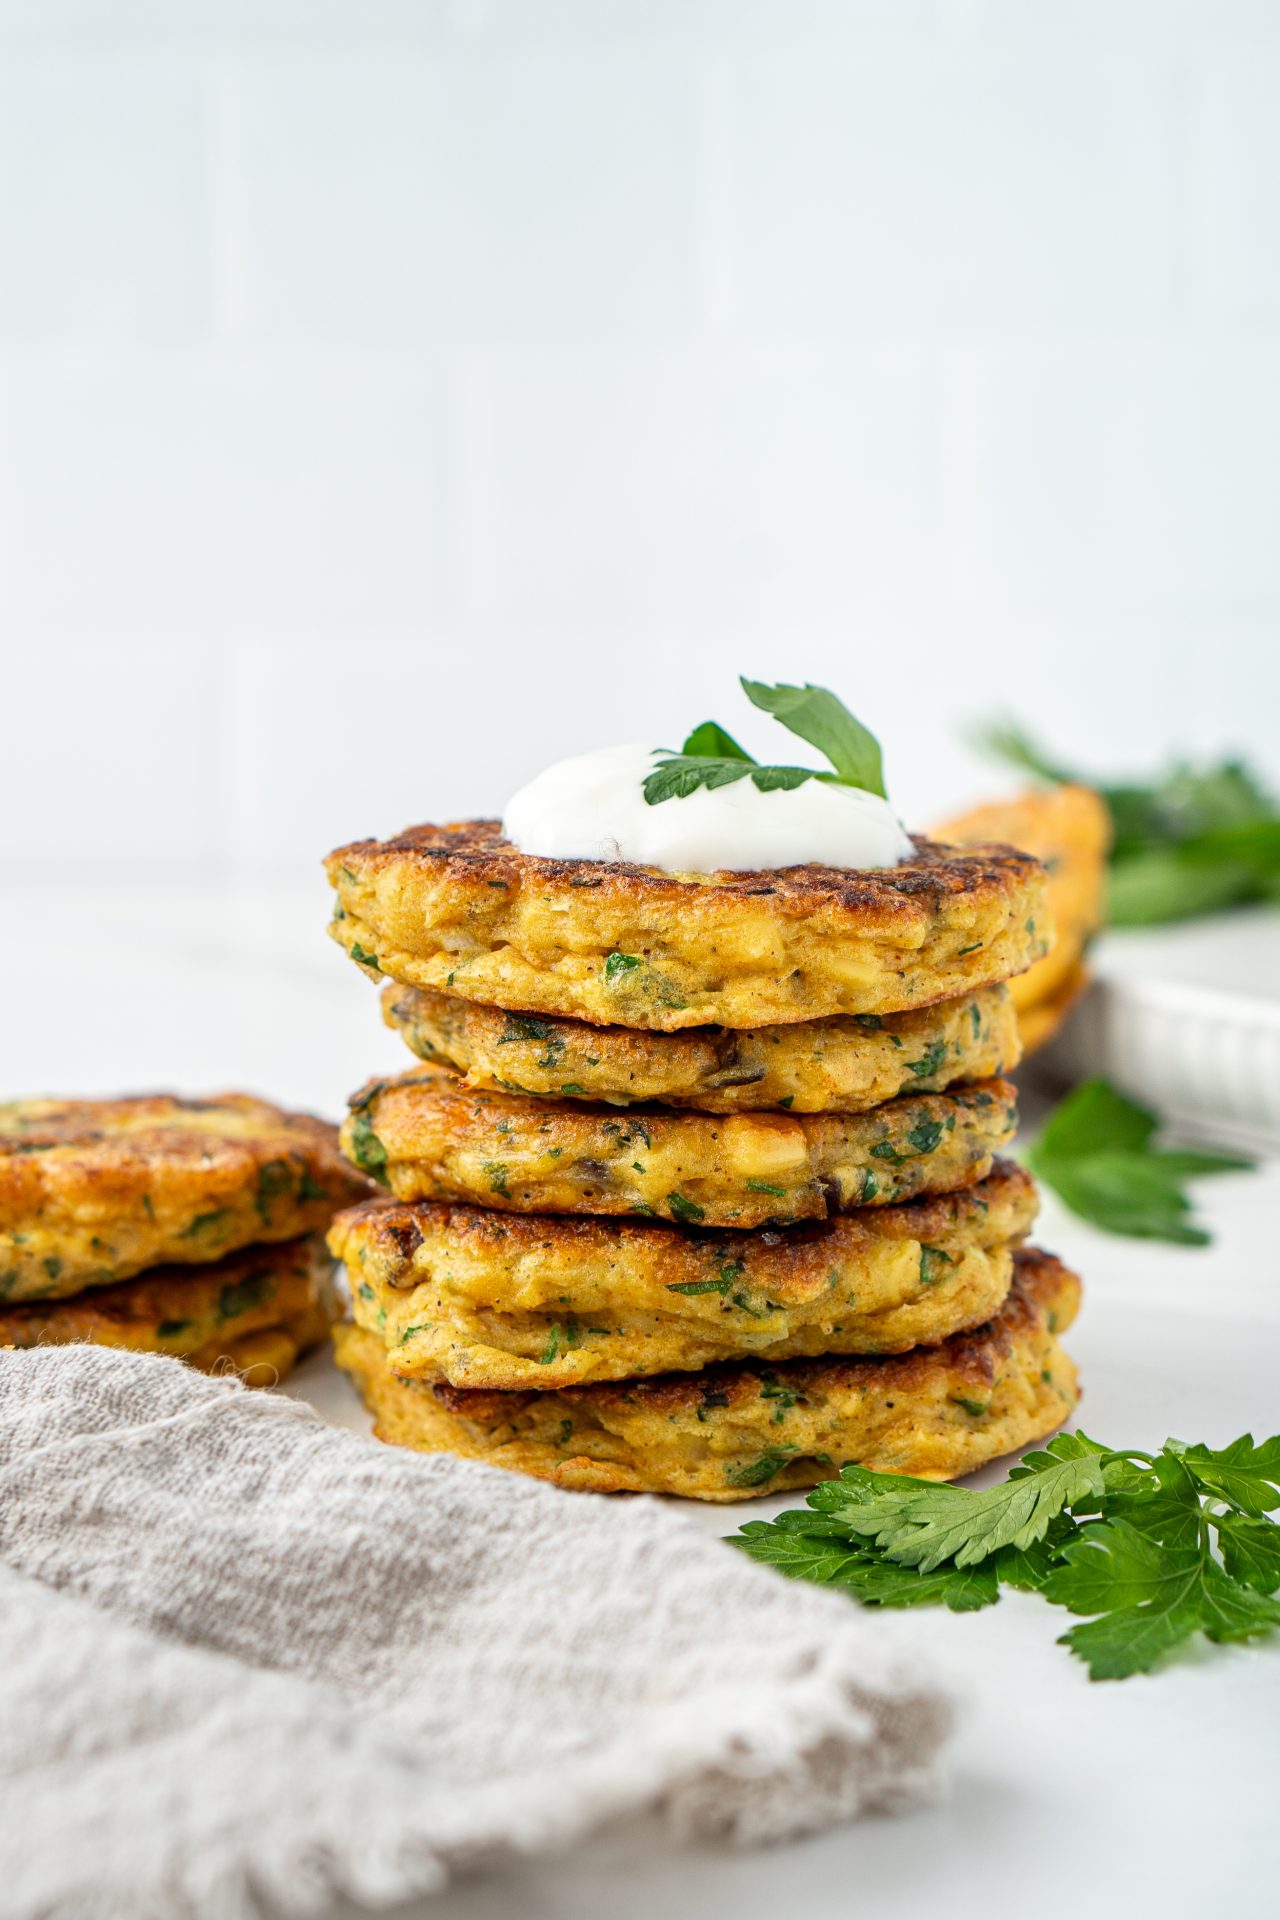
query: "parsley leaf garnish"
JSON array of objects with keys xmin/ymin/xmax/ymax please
[
  {"xmin": 820, "ymin": 1437, "xmax": 1106, "ymax": 1571},
  {"xmin": 1027, "ymin": 1078, "xmax": 1253, "ymax": 1246},
  {"xmin": 729, "ymin": 1429, "xmax": 1280, "ymax": 1681},
  {"xmin": 736, "ymin": 1511, "xmax": 1001, "ymax": 1611},
  {"xmin": 643, "ymin": 754, "xmax": 816, "ymax": 805},
  {"xmin": 740, "ymin": 678, "xmax": 887, "ymax": 796},
  {"xmin": 1177, "ymin": 1434, "xmax": 1280, "ymax": 1514},
  {"xmin": 644, "ymin": 678, "xmax": 889, "ymax": 806},
  {"xmin": 681, "ymin": 720, "xmax": 754, "ymax": 762},
  {"xmin": 1217, "ymin": 1513, "xmax": 1280, "ymax": 1592},
  {"xmin": 1045, "ymin": 1519, "xmax": 1280, "ymax": 1681}
]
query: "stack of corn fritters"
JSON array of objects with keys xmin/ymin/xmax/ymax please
[
  {"xmin": 0, "ymin": 1094, "xmax": 366, "ymax": 1382},
  {"xmin": 325, "ymin": 822, "xmax": 1083, "ymax": 1501}
]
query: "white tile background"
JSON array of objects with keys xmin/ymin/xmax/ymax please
[{"xmin": 3, "ymin": 0, "xmax": 1280, "ymax": 888}]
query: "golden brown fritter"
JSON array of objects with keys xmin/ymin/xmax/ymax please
[
  {"xmin": 0, "ymin": 1092, "xmax": 369, "ymax": 1302},
  {"xmin": 334, "ymin": 1245, "xmax": 1080, "ymax": 1501},
  {"xmin": 935, "ymin": 785, "xmax": 1109, "ymax": 1053},
  {"xmin": 329, "ymin": 1157, "xmax": 1037, "ymax": 1388},
  {"xmin": 0, "ymin": 1234, "xmax": 337, "ymax": 1385},
  {"xmin": 381, "ymin": 981, "xmax": 1022, "ymax": 1114},
  {"xmin": 1017, "ymin": 961, "xmax": 1091, "ymax": 1055},
  {"xmin": 326, "ymin": 823, "xmax": 1049, "ymax": 1030},
  {"xmin": 341, "ymin": 1067, "xmax": 1018, "ymax": 1229}
]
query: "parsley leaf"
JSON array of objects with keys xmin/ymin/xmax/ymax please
[
  {"xmin": 741, "ymin": 678, "xmax": 887, "ymax": 796},
  {"xmin": 642, "ymin": 756, "xmax": 816, "ymax": 805},
  {"xmin": 1034, "ymin": 1077, "xmax": 1155, "ymax": 1156},
  {"xmin": 820, "ymin": 1436, "xmax": 1106, "ymax": 1571},
  {"xmin": 727, "ymin": 1427, "xmax": 1280, "ymax": 1682},
  {"xmin": 347, "ymin": 1111, "xmax": 389, "ymax": 1187},
  {"xmin": 680, "ymin": 720, "xmax": 755, "ymax": 762},
  {"xmin": 1105, "ymin": 841, "xmax": 1280, "ymax": 926},
  {"xmin": 1177, "ymin": 1434, "xmax": 1280, "ymax": 1515},
  {"xmin": 643, "ymin": 679, "xmax": 889, "ymax": 806},
  {"xmin": 1045, "ymin": 1518, "xmax": 1280, "ymax": 1681},
  {"xmin": 971, "ymin": 720, "xmax": 1072, "ymax": 787},
  {"xmin": 1027, "ymin": 1078, "xmax": 1253, "ymax": 1246},
  {"xmin": 1216, "ymin": 1513, "xmax": 1280, "ymax": 1593},
  {"xmin": 724, "ymin": 1447, "xmax": 798, "ymax": 1489},
  {"xmin": 737, "ymin": 1513, "xmax": 1000, "ymax": 1611}
]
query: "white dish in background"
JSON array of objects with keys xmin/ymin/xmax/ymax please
[{"xmin": 1042, "ymin": 907, "xmax": 1280, "ymax": 1156}]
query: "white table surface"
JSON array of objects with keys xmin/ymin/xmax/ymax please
[{"xmin": 5, "ymin": 885, "xmax": 1279, "ymax": 1920}]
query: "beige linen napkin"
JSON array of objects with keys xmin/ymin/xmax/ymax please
[{"xmin": 0, "ymin": 1347, "xmax": 952, "ymax": 1919}]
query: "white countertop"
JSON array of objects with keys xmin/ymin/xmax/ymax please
[{"xmin": 5, "ymin": 885, "xmax": 1278, "ymax": 1920}]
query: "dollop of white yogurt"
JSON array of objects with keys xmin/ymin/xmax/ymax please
[{"xmin": 502, "ymin": 743, "xmax": 914, "ymax": 873}]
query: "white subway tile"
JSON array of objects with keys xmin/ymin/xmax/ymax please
[
  {"xmin": 0, "ymin": 2, "xmax": 451, "ymax": 49},
  {"xmin": 1, "ymin": 640, "xmax": 228, "ymax": 877},
  {"xmin": 476, "ymin": 345, "xmax": 940, "ymax": 630},
  {"xmin": 0, "ymin": 58, "xmax": 208, "ymax": 344},
  {"xmin": 1156, "ymin": 622, "xmax": 1280, "ymax": 770},
  {"xmin": 1191, "ymin": 53, "xmax": 1280, "ymax": 320},
  {"xmin": 969, "ymin": 1, "xmax": 1280, "ymax": 45},
  {"xmin": 232, "ymin": 52, "xmax": 701, "ymax": 341},
  {"xmin": 725, "ymin": 46, "xmax": 1180, "ymax": 330},
  {"xmin": 0, "ymin": 353, "xmax": 456, "ymax": 630},
  {"xmin": 220, "ymin": 624, "xmax": 769, "ymax": 881},
  {"xmin": 963, "ymin": 344, "xmax": 1280, "ymax": 611},
  {"xmin": 0, "ymin": 878, "xmax": 413, "ymax": 1113},
  {"xmin": 461, "ymin": 1, "xmax": 954, "ymax": 46},
  {"xmin": 222, "ymin": 634, "xmax": 502, "ymax": 880}
]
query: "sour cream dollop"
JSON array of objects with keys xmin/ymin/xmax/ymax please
[{"xmin": 503, "ymin": 743, "xmax": 914, "ymax": 873}]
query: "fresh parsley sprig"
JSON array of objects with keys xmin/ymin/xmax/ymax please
[
  {"xmin": 821, "ymin": 1439, "xmax": 1106, "ymax": 1570},
  {"xmin": 731, "ymin": 1431, "xmax": 1280, "ymax": 1680},
  {"xmin": 1027, "ymin": 1078, "xmax": 1252, "ymax": 1246},
  {"xmin": 976, "ymin": 720, "xmax": 1280, "ymax": 926},
  {"xmin": 644, "ymin": 679, "xmax": 888, "ymax": 807}
]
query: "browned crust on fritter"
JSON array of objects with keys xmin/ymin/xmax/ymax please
[
  {"xmin": 380, "ymin": 980, "xmax": 1023, "ymax": 1114},
  {"xmin": 0, "ymin": 1233, "xmax": 337, "ymax": 1382},
  {"xmin": 340, "ymin": 1065, "xmax": 1019, "ymax": 1227},
  {"xmin": 330, "ymin": 821, "xmax": 1041, "ymax": 921},
  {"xmin": 936, "ymin": 784, "xmax": 1110, "ymax": 1025},
  {"xmin": 1017, "ymin": 961, "xmax": 1092, "ymax": 1056},
  {"xmin": 0, "ymin": 1092, "xmax": 371, "ymax": 1300},
  {"xmin": 332, "ymin": 1157, "xmax": 1036, "ymax": 1387},
  {"xmin": 935, "ymin": 784, "xmax": 1110, "ymax": 904},
  {"xmin": 326, "ymin": 822, "xmax": 1049, "ymax": 1029},
  {"xmin": 330, "ymin": 1155, "xmax": 1036, "ymax": 1307},
  {"xmin": 334, "ymin": 1245, "xmax": 1082, "ymax": 1499},
  {"xmin": 450, "ymin": 1245, "xmax": 1077, "ymax": 1425}
]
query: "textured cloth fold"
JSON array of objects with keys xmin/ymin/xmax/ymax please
[{"xmin": 0, "ymin": 1348, "xmax": 953, "ymax": 1919}]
